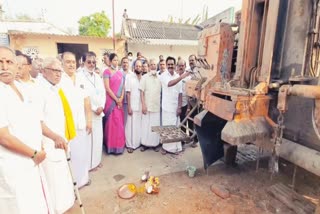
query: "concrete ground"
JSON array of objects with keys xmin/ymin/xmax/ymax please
[{"xmin": 67, "ymin": 144, "xmax": 204, "ymax": 213}]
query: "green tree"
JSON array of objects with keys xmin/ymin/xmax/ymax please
[{"xmin": 78, "ymin": 11, "xmax": 111, "ymax": 37}]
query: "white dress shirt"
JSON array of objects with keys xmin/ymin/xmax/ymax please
[{"xmin": 159, "ymin": 71, "xmax": 182, "ymax": 113}]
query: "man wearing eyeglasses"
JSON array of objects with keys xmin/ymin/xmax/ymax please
[
  {"xmin": 79, "ymin": 52, "xmax": 105, "ymax": 171},
  {"xmin": 159, "ymin": 56, "xmax": 189, "ymax": 155},
  {"xmin": 15, "ymin": 53, "xmax": 34, "ymax": 83},
  {"xmin": 38, "ymin": 57, "xmax": 75, "ymax": 214}
]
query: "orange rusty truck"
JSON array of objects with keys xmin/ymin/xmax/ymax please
[{"xmin": 154, "ymin": 0, "xmax": 320, "ymax": 182}]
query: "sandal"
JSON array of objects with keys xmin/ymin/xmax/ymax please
[
  {"xmin": 154, "ymin": 146, "xmax": 161, "ymax": 152},
  {"xmin": 160, "ymin": 148, "xmax": 167, "ymax": 155},
  {"xmin": 191, "ymin": 142, "xmax": 198, "ymax": 148},
  {"xmin": 140, "ymin": 146, "xmax": 148, "ymax": 152},
  {"xmin": 127, "ymin": 148, "xmax": 134, "ymax": 153}
]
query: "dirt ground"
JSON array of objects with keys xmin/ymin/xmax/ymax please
[{"xmin": 67, "ymin": 157, "xmax": 320, "ymax": 214}]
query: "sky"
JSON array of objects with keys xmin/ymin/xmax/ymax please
[{"xmin": 2, "ymin": 0, "xmax": 242, "ymax": 34}]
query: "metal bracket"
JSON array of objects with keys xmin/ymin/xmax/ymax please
[{"xmin": 277, "ymin": 85, "xmax": 290, "ymax": 112}]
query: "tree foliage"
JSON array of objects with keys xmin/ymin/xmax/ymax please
[{"xmin": 78, "ymin": 11, "xmax": 111, "ymax": 37}]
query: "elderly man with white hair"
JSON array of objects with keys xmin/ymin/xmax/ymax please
[
  {"xmin": 39, "ymin": 57, "xmax": 75, "ymax": 214},
  {"xmin": 139, "ymin": 58, "xmax": 162, "ymax": 151}
]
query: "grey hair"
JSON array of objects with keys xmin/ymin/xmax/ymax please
[
  {"xmin": 149, "ymin": 58, "xmax": 157, "ymax": 64},
  {"xmin": 43, "ymin": 57, "xmax": 62, "ymax": 69}
]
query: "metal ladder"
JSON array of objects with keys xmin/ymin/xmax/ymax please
[{"xmin": 152, "ymin": 102, "xmax": 199, "ymax": 144}]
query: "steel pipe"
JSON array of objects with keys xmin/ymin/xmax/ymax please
[
  {"xmin": 279, "ymin": 139, "xmax": 320, "ymax": 177},
  {"xmin": 288, "ymin": 85, "xmax": 320, "ymax": 99}
]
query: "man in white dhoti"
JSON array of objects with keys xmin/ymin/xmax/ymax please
[
  {"xmin": 140, "ymin": 59, "xmax": 162, "ymax": 152},
  {"xmin": 39, "ymin": 57, "xmax": 75, "ymax": 214},
  {"xmin": 79, "ymin": 52, "xmax": 105, "ymax": 170},
  {"xmin": 125, "ymin": 60, "xmax": 143, "ymax": 153},
  {"xmin": 159, "ymin": 56, "xmax": 186, "ymax": 155},
  {"xmin": 0, "ymin": 46, "xmax": 52, "ymax": 214},
  {"xmin": 61, "ymin": 52, "xmax": 92, "ymax": 187}
]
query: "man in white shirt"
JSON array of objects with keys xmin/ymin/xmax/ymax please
[
  {"xmin": 157, "ymin": 59, "xmax": 166, "ymax": 76},
  {"xmin": 60, "ymin": 52, "xmax": 92, "ymax": 187},
  {"xmin": 142, "ymin": 61, "xmax": 149, "ymax": 75},
  {"xmin": 176, "ymin": 59, "xmax": 194, "ymax": 146},
  {"xmin": 125, "ymin": 60, "xmax": 143, "ymax": 153},
  {"xmin": 39, "ymin": 57, "xmax": 75, "ymax": 214},
  {"xmin": 121, "ymin": 56, "xmax": 133, "ymax": 125},
  {"xmin": 0, "ymin": 46, "xmax": 52, "ymax": 214},
  {"xmin": 159, "ymin": 56, "xmax": 187, "ymax": 154},
  {"xmin": 16, "ymin": 53, "xmax": 34, "ymax": 83},
  {"xmin": 80, "ymin": 52, "xmax": 106, "ymax": 170},
  {"xmin": 140, "ymin": 59, "xmax": 162, "ymax": 152},
  {"xmin": 101, "ymin": 52, "xmax": 110, "ymax": 75}
]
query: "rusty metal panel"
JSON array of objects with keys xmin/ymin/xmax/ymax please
[
  {"xmin": 191, "ymin": 23, "xmax": 234, "ymax": 103},
  {"xmin": 234, "ymin": 0, "xmax": 262, "ymax": 86},
  {"xmin": 235, "ymin": 94, "xmax": 271, "ymax": 119},
  {"xmin": 204, "ymin": 94, "xmax": 236, "ymax": 121},
  {"xmin": 259, "ymin": 0, "xmax": 281, "ymax": 87}
]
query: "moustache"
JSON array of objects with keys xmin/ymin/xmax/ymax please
[{"xmin": 0, "ymin": 70, "xmax": 14, "ymax": 75}]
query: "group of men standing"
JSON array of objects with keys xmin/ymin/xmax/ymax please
[
  {"xmin": 0, "ymin": 46, "xmax": 105, "ymax": 213},
  {"xmin": 123, "ymin": 54, "xmax": 198, "ymax": 155},
  {"xmin": 0, "ymin": 45, "xmax": 198, "ymax": 213}
]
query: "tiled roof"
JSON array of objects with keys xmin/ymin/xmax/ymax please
[
  {"xmin": 122, "ymin": 18, "xmax": 201, "ymax": 41},
  {"xmin": 0, "ymin": 20, "xmax": 68, "ymax": 35}
]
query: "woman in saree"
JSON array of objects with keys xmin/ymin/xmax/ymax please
[{"xmin": 103, "ymin": 53, "xmax": 125, "ymax": 154}]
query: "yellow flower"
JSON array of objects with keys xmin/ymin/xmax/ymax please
[{"xmin": 128, "ymin": 184, "xmax": 136, "ymax": 193}]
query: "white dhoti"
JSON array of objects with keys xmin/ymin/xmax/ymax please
[
  {"xmin": 141, "ymin": 112, "xmax": 160, "ymax": 147},
  {"xmin": 0, "ymin": 157, "xmax": 52, "ymax": 214},
  {"xmin": 89, "ymin": 116, "xmax": 103, "ymax": 170},
  {"xmin": 125, "ymin": 111, "xmax": 142, "ymax": 149},
  {"xmin": 42, "ymin": 145, "xmax": 75, "ymax": 214},
  {"xmin": 162, "ymin": 111, "xmax": 182, "ymax": 153},
  {"xmin": 70, "ymin": 129, "xmax": 90, "ymax": 187}
]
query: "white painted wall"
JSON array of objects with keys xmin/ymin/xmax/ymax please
[{"xmin": 128, "ymin": 43, "xmax": 197, "ymax": 62}]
